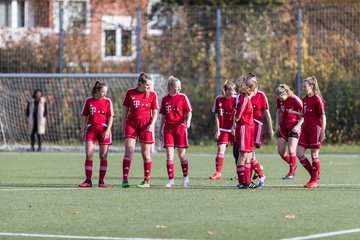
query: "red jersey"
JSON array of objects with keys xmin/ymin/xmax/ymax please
[
  {"xmin": 235, "ymin": 96, "xmax": 254, "ymax": 126},
  {"xmin": 160, "ymin": 93, "xmax": 192, "ymax": 125},
  {"xmin": 81, "ymin": 97, "xmax": 114, "ymax": 125},
  {"xmin": 277, "ymin": 95, "xmax": 303, "ymax": 127},
  {"xmin": 123, "ymin": 88, "xmax": 158, "ymax": 120},
  {"xmin": 211, "ymin": 95, "xmax": 237, "ymax": 130},
  {"xmin": 250, "ymin": 91, "xmax": 269, "ymax": 123},
  {"xmin": 302, "ymin": 95, "xmax": 326, "ymax": 126}
]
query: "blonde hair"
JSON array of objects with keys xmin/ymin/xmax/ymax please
[
  {"xmin": 235, "ymin": 74, "xmax": 247, "ymax": 94},
  {"xmin": 221, "ymin": 80, "xmax": 236, "ymax": 96},
  {"xmin": 235, "ymin": 73, "xmax": 258, "ymax": 96},
  {"xmin": 276, "ymin": 84, "xmax": 294, "ymax": 98},
  {"xmin": 303, "ymin": 76, "xmax": 322, "ymax": 96},
  {"xmin": 167, "ymin": 76, "xmax": 181, "ymax": 92}
]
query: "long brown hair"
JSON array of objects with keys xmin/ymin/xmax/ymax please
[
  {"xmin": 303, "ymin": 76, "xmax": 322, "ymax": 96},
  {"xmin": 91, "ymin": 81, "xmax": 107, "ymax": 97},
  {"xmin": 137, "ymin": 72, "xmax": 152, "ymax": 98},
  {"xmin": 221, "ymin": 80, "xmax": 236, "ymax": 96}
]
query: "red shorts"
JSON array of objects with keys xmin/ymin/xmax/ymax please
[
  {"xmin": 298, "ymin": 124, "xmax": 322, "ymax": 149},
  {"xmin": 86, "ymin": 124, "xmax": 112, "ymax": 145},
  {"xmin": 124, "ymin": 118, "xmax": 154, "ymax": 144},
  {"xmin": 279, "ymin": 122, "xmax": 300, "ymax": 141},
  {"xmin": 163, "ymin": 123, "xmax": 188, "ymax": 148},
  {"xmin": 235, "ymin": 125, "xmax": 254, "ymax": 153},
  {"xmin": 217, "ymin": 130, "xmax": 234, "ymax": 147},
  {"xmin": 254, "ymin": 120, "xmax": 264, "ymax": 148}
]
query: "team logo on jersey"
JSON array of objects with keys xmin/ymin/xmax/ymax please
[
  {"xmin": 134, "ymin": 100, "xmax": 140, "ymax": 108},
  {"xmin": 90, "ymin": 106, "xmax": 96, "ymax": 115},
  {"xmin": 166, "ymin": 105, "xmax": 172, "ymax": 113}
]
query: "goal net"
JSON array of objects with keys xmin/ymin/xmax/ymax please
[{"xmin": 0, "ymin": 73, "xmax": 167, "ymax": 152}]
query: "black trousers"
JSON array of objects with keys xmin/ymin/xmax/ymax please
[{"xmin": 30, "ymin": 127, "xmax": 42, "ymax": 151}]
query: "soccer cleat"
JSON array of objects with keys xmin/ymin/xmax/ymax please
[
  {"xmin": 238, "ymin": 183, "xmax": 249, "ymax": 189},
  {"xmin": 182, "ymin": 176, "xmax": 189, "ymax": 187},
  {"xmin": 209, "ymin": 172, "xmax": 222, "ymax": 180},
  {"xmin": 258, "ymin": 176, "xmax": 266, "ymax": 188},
  {"xmin": 79, "ymin": 179, "xmax": 92, "ymax": 188},
  {"xmin": 249, "ymin": 182, "xmax": 258, "ymax": 189},
  {"xmin": 98, "ymin": 181, "xmax": 106, "ymax": 188},
  {"xmin": 122, "ymin": 180, "xmax": 130, "ymax": 188},
  {"xmin": 137, "ymin": 181, "xmax": 150, "ymax": 188},
  {"xmin": 165, "ymin": 179, "xmax": 175, "ymax": 188},
  {"xmin": 282, "ymin": 175, "xmax": 294, "ymax": 180},
  {"xmin": 304, "ymin": 181, "xmax": 319, "ymax": 188}
]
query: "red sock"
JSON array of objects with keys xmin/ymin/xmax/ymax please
[
  {"xmin": 99, "ymin": 159, "xmax": 107, "ymax": 181},
  {"xmin": 122, "ymin": 156, "xmax": 132, "ymax": 181},
  {"xmin": 311, "ymin": 158, "xmax": 320, "ymax": 182},
  {"xmin": 215, "ymin": 153, "xmax": 225, "ymax": 172},
  {"xmin": 237, "ymin": 165, "xmax": 245, "ymax": 184},
  {"xmin": 167, "ymin": 160, "xmax": 175, "ymax": 179},
  {"xmin": 181, "ymin": 160, "xmax": 188, "ymax": 177},
  {"xmin": 299, "ymin": 155, "xmax": 312, "ymax": 175},
  {"xmin": 144, "ymin": 160, "xmax": 152, "ymax": 183},
  {"xmin": 289, "ymin": 153, "xmax": 297, "ymax": 175},
  {"xmin": 85, "ymin": 159, "xmax": 93, "ymax": 180},
  {"xmin": 245, "ymin": 162, "xmax": 251, "ymax": 184},
  {"xmin": 251, "ymin": 158, "xmax": 264, "ymax": 178},
  {"xmin": 281, "ymin": 152, "xmax": 291, "ymax": 164}
]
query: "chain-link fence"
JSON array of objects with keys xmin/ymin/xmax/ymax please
[{"xmin": 1, "ymin": 1, "xmax": 359, "ymax": 143}]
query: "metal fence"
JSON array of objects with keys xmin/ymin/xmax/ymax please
[{"xmin": 1, "ymin": 2, "xmax": 359, "ymax": 143}]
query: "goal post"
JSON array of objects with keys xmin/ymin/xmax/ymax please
[{"xmin": 0, "ymin": 73, "xmax": 167, "ymax": 152}]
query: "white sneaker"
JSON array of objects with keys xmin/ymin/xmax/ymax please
[
  {"xmin": 182, "ymin": 176, "xmax": 189, "ymax": 187},
  {"xmin": 165, "ymin": 179, "xmax": 175, "ymax": 188}
]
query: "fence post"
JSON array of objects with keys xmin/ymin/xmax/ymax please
[
  {"xmin": 297, "ymin": 7, "xmax": 302, "ymax": 97},
  {"xmin": 136, "ymin": 8, "xmax": 142, "ymax": 73},
  {"xmin": 59, "ymin": 7, "xmax": 64, "ymax": 142},
  {"xmin": 215, "ymin": 8, "xmax": 221, "ymax": 97}
]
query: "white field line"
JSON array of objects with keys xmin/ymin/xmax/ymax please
[
  {"xmin": 282, "ymin": 228, "xmax": 360, "ymax": 240},
  {"xmin": 0, "ymin": 183, "xmax": 360, "ymax": 192},
  {"xmin": 0, "ymin": 232, "xmax": 186, "ymax": 240}
]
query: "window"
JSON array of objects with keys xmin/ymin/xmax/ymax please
[
  {"xmin": 102, "ymin": 16, "xmax": 136, "ymax": 62},
  {"xmin": 0, "ymin": 0, "xmax": 12, "ymax": 27},
  {"xmin": 53, "ymin": 0, "xmax": 90, "ymax": 34}
]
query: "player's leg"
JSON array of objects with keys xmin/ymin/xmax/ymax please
[
  {"xmin": 277, "ymin": 137, "xmax": 291, "ymax": 178},
  {"xmin": 250, "ymin": 151, "xmax": 265, "ymax": 187},
  {"xmin": 164, "ymin": 125, "xmax": 176, "ymax": 187},
  {"xmin": 79, "ymin": 140, "xmax": 96, "ymax": 187},
  {"xmin": 98, "ymin": 144, "xmax": 109, "ymax": 188},
  {"xmin": 178, "ymin": 148, "xmax": 189, "ymax": 187},
  {"xmin": 287, "ymin": 135, "xmax": 299, "ymax": 178},
  {"xmin": 304, "ymin": 148, "xmax": 320, "ymax": 188},
  {"xmin": 122, "ymin": 137, "xmax": 136, "ymax": 188},
  {"xmin": 137, "ymin": 142, "xmax": 152, "ymax": 188},
  {"xmin": 210, "ymin": 143, "xmax": 226, "ymax": 180},
  {"xmin": 165, "ymin": 146, "xmax": 175, "ymax": 187}
]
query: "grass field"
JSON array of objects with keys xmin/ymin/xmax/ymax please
[{"xmin": 0, "ymin": 149, "xmax": 360, "ymax": 240}]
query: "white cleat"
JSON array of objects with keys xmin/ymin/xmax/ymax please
[
  {"xmin": 165, "ymin": 179, "xmax": 175, "ymax": 188},
  {"xmin": 182, "ymin": 176, "xmax": 189, "ymax": 188}
]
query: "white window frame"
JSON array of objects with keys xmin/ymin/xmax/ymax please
[
  {"xmin": 101, "ymin": 15, "xmax": 136, "ymax": 62},
  {"xmin": 53, "ymin": 0, "xmax": 91, "ymax": 34},
  {"xmin": 147, "ymin": 0, "xmax": 163, "ymax": 36}
]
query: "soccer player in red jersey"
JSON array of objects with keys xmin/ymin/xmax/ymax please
[
  {"xmin": 121, "ymin": 73, "xmax": 158, "ymax": 188},
  {"xmin": 159, "ymin": 76, "xmax": 192, "ymax": 187},
  {"xmin": 79, "ymin": 81, "xmax": 114, "ymax": 188},
  {"xmin": 209, "ymin": 80, "xmax": 237, "ymax": 180},
  {"xmin": 234, "ymin": 76, "xmax": 258, "ymax": 189},
  {"xmin": 275, "ymin": 84, "xmax": 303, "ymax": 179},
  {"xmin": 296, "ymin": 76, "xmax": 326, "ymax": 188},
  {"xmin": 233, "ymin": 73, "xmax": 274, "ymax": 187}
]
